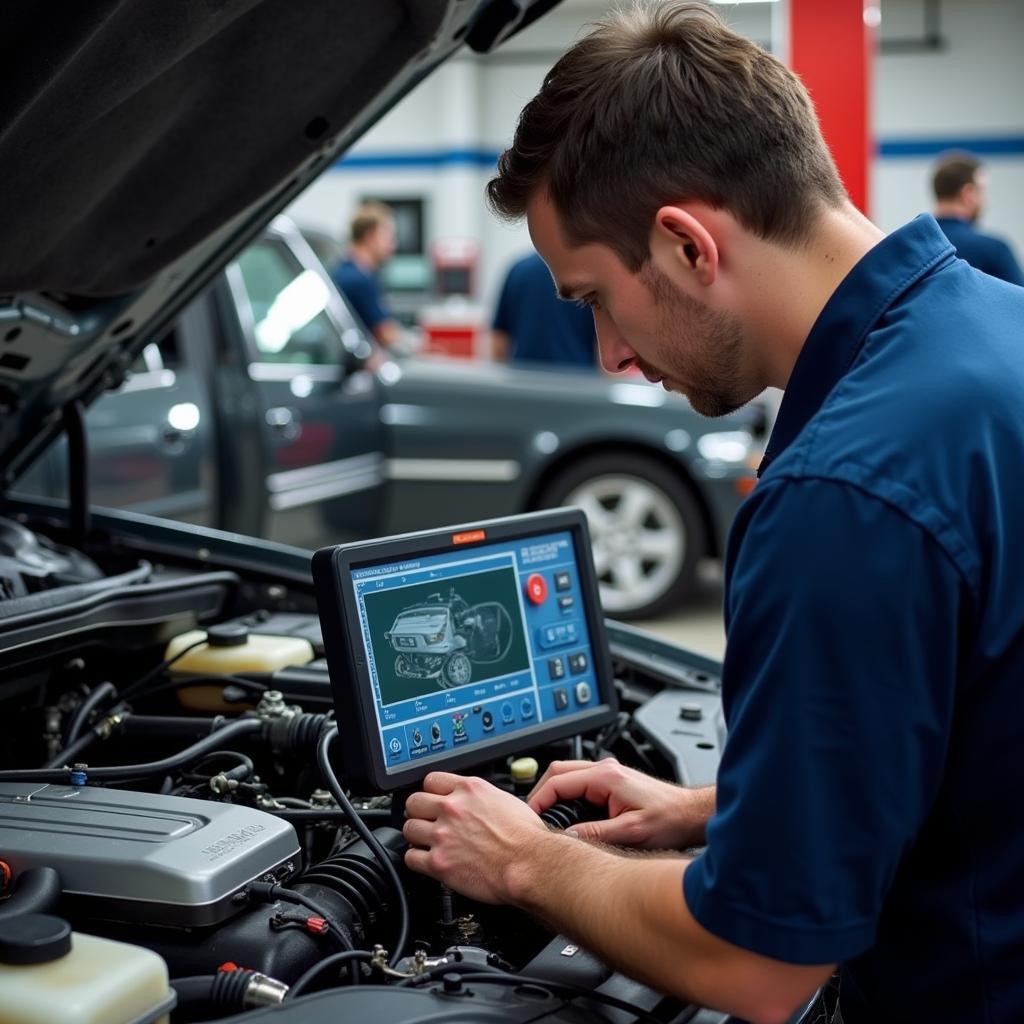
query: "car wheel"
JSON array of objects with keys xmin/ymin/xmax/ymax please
[
  {"xmin": 537, "ymin": 453, "xmax": 706, "ymax": 619},
  {"xmin": 442, "ymin": 652, "xmax": 472, "ymax": 688}
]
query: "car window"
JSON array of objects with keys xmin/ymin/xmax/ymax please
[{"xmin": 235, "ymin": 239, "xmax": 343, "ymax": 366}]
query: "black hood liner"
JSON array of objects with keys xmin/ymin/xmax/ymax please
[{"xmin": 0, "ymin": 0, "xmax": 448, "ymax": 297}]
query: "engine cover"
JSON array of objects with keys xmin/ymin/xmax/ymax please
[{"xmin": 0, "ymin": 782, "xmax": 300, "ymax": 926}]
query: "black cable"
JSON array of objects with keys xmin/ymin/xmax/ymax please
[
  {"xmin": 127, "ymin": 672, "xmax": 269, "ymax": 706},
  {"xmin": 317, "ymin": 725, "xmax": 410, "ymax": 962},
  {"xmin": 421, "ymin": 971, "xmax": 666, "ymax": 1024},
  {"xmin": 64, "ymin": 681, "xmax": 118, "ymax": 745},
  {"xmin": 1, "ymin": 718, "xmax": 264, "ymax": 784},
  {"xmin": 42, "ymin": 726, "xmax": 103, "ymax": 769},
  {"xmin": 284, "ymin": 949, "xmax": 374, "ymax": 999},
  {"xmin": 186, "ymin": 750, "xmax": 255, "ymax": 777},
  {"xmin": 119, "ymin": 638, "xmax": 209, "ymax": 702},
  {"xmin": 247, "ymin": 881, "xmax": 354, "ymax": 953}
]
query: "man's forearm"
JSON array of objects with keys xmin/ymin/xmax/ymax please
[
  {"xmin": 683, "ymin": 784, "xmax": 716, "ymax": 847},
  {"xmin": 504, "ymin": 828, "xmax": 828, "ymax": 1023}
]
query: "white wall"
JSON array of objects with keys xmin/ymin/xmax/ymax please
[{"xmin": 287, "ymin": 0, "xmax": 1024, "ymax": 324}]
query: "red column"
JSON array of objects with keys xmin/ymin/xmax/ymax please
[{"xmin": 788, "ymin": 0, "xmax": 876, "ymax": 215}]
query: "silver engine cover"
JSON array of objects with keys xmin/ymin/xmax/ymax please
[{"xmin": 0, "ymin": 782, "xmax": 300, "ymax": 926}]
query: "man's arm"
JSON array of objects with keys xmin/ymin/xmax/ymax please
[{"xmin": 404, "ymin": 773, "xmax": 832, "ymax": 1024}]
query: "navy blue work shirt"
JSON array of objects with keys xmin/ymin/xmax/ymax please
[
  {"xmin": 493, "ymin": 252, "xmax": 597, "ymax": 367},
  {"xmin": 332, "ymin": 258, "xmax": 391, "ymax": 332},
  {"xmin": 683, "ymin": 215, "xmax": 1024, "ymax": 1022},
  {"xmin": 935, "ymin": 215, "xmax": 1024, "ymax": 286}
]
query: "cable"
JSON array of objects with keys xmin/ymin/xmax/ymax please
[
  {"xmin": 317, "ymin": 725, "xmax": 410, "ymax": 962},
  {"xmin": 119, "ymin": 638, "xmax": 209, "ymax": 702},
  {"xmin": 413, "ymin": 971, "xmax": 665, "ymax": 1024},
  {"xmin": 246, "ymin": 881, "xmax": 354, "ymax": 953},
  {"xmin": 1, "ymin": 717, "xmax": 264, "ymax": 783},
  {"xmin": 284, "ymin": 949, "xmax": 374, "ymax": 999},
  {"xmin": 64, "ymin": 681, "xmax": 117, "ymax": 745}
]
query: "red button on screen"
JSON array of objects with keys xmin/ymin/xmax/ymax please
[{"xmin": 525, "ymin": 573, "xmax": 548, "ymax": 605}]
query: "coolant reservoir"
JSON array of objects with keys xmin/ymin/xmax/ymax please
[
  {"xmin": 0, "ymin": 915, "xmax": 173, "ymax": 1024},
  {"xmin": 165, "ymin": 623, "xmax": 315, "ymax": 676}
]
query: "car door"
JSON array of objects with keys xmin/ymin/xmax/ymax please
[
  {"xmin": 11, "ymin": 312, "xmax": 216, "ymax": 526},
  {"xmin": 224, "ymin": 219, "xmax": 385, "ymax": 549}
]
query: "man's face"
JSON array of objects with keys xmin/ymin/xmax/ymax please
[
  {"xmin": 369, "ymin": 219, "xmax": 397, "ymax": 264},
  {"xmin": 527, "ymin": 192, "xmax": 756, "ymax": 418},
  {"xmin": 963, "ymin": 172, "xmax": 988, "ymax": 223}
]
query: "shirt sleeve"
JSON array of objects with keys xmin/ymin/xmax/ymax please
[{"xmin": 683, "ymin": 478, "xmax": 965, "ymax": 965}]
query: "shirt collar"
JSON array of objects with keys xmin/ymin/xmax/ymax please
[{"xmin": 758, "ymin": 214, "xmax": 955, "ymax": 477}]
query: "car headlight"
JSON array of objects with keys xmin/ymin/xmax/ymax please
[
  {"xmin": 696, "ymin": 430, "xmax": 754, "ymax": 463},
  {"xmin": 427, "ymin": 631, "xmax": 445, "ymax": 644}
]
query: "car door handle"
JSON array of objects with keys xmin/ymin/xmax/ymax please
[{"xmin": 266, "ymin": 406, "xmax": 301, "ymax": 441}]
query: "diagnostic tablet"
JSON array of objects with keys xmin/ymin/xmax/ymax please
[{"xmin": 312, "ymin": 509, "xmax": 617, "ymax": 791}]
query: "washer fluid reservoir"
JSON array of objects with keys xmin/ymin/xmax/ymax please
[
  {"xmin": 165, "ymin": 623, "xmax": 315, "ymax": 676},
  {"xmin": 0, "ymin": 915, "xmax": 174, "ymax": 1024}
]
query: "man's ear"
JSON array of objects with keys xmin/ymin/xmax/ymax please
[{"xmin": 652, "ymin": 206, "xmax": 718, "ymax": 286}]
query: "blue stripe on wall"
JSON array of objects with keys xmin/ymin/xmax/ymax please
[
  {"xmin": 332, "ymin": 136, "xmax": 1024, "ymax": 171},
  {"xmin": 878, "ymin": 135, "xmax": 1024, "ymax": 158},
  {"xmin": 333, "ymin": 148, "xmax": 501, "ymax": 170}
]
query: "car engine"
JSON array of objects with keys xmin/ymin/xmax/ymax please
[{"xmin": 0, "ymin": 512, "xmax": 727, "ymax": 1024}]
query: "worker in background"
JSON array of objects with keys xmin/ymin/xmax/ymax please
[
  {"xmin": 402, "ymin": 3, "xmax": 1024, "ymax": 1022},
  {"xmin": 932, "ymin": 151, "xmax": 1024, "ymax": 285},
  {"xmin": 331, "ymin": 202, "xmax": 403, "ymax": 348},
  {"xmin": 492, "ymin": 251, "xmax": 597, "ymax": 367}
]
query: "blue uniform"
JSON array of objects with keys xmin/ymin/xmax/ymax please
[
  {"xmin": 683, "ymin": 216, "xmax": 1024, "ymax": 1022},
  {"xmin": 935, "ymin": 215, "xmax": 1024, "ymax": 286},
  {"xmin": 332, "ymin": 258, "xmax": 391, "ymax": 332},
  {"xmin": 493, "ymin": 252, "xmax": 597, "ymax": 367}
]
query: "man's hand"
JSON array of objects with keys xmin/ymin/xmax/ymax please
[
  {"xmin": 528, "ymin": 759, "xmax": 713, "ymax": 848},
  {"xmin": 403, "ymin": 772, "xmax": 548, "ymax": 903}
]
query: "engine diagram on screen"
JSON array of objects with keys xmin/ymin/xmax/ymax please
[{"xmin": 383, "ymin": 587, "xmax": 514, "ymax": 688}]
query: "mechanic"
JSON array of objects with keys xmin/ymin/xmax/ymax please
[
  {"xmin": 332, "ymin": 201, "xmax": 403, "ymax": 348},
  {"xmin": 492, "ymin": 250, "xmax": 598, "ymax": 367},
  {"xmin": 402, "ymin": 4, "xmax": 1024, "ymax": 1023},
  {"xmin": 931, "ymin": 151, "xmax": 1024, "ymax": 286}
]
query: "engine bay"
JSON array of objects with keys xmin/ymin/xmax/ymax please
[{"xmin": 0, "ymin": 508, "xmax": 727, "ymax": 1024}]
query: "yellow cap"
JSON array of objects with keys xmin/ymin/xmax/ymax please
[{"xmin": 509, "ymin": 757, "xmax": 539, "ymax": 784}]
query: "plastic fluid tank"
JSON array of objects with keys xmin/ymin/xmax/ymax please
[
  {"xmin": 0, "ymin": 915, "xmax": 173, "ymax": 1024},
  {"xmin": 165, "ymin": 624, "xmax": 315, "ymax": 676}
]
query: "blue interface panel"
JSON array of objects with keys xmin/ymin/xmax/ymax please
[{"xmin": 351, "ymin": 529, "xmax": 600, "ymax": 775}]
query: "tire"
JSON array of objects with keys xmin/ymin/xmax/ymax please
[
  {"xmin": 442, "ymin": 652, "xmax": 473, "ymax": 688},
  {"xmin": 537, "ymin": 452, "xmax": 706, "ymax": 619}
]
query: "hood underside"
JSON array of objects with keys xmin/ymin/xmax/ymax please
[{"xmin": 0, "ymin": 0, "xmax": 559, "ymax": 488}]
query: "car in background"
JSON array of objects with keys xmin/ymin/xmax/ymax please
[{"xmin": 17, "ymin": 217, "xmax": 764, "ymax": 618}]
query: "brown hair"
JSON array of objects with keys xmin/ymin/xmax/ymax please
[
  {"xmin": 932, "ymin": 152, "xmax": 981, "ymax": 202},
  {"xmin": 486, "ymin": 1, "xmax": 846, "ymax": 270},
  {"xmin": 349, "ymin": 201, "xmax": 393, "ymax": 243}
]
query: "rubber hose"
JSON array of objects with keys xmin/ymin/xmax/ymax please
[{"xmin": 0, "ymin": 867, "xmax": 62, "ymax": 920}]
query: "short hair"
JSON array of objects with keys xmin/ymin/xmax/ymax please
[
  {"xmin": 486, "ymin": 0, "xmax": 846, "ymax": 271},
  {"xmin": 349, "ymin": 201, "xmax": 393, "ymax": 243},
  {"xmin": 932, "ymin": 152, "xmax": 982, "ymax": 202}
]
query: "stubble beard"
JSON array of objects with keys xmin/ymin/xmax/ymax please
[{"xmin": 636, "ymin": 262, "xmax": 751, "ymax": 418}]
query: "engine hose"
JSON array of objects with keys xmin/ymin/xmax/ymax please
[
  {"xmin": 42, "ymin": 727, "xmax": 102, "ymax": 770},
  {"xmin": 540, "ymin": 799, "xmax": 607, "ymax": 831},
  {"xmin": 266, "ymin": 712, "xmax": 330, "ymax": 755},
  {"xmin": 171, "ymin": 969, "xmax": 287, "ymax": 1011},
  {"xmin": 285, "ymin": 949, "xmax": 374, "ymax": 1000},
  {"xmin": 316, "ymin": 726, "xmax": 410, "ymax": 962},
  {"xmin": 117, "ymin": 715, "xmax": 220, "ymax": 740},
  {"xmin": 0, "ymin": 717, "xmax": 265, "ymax": 783},
  {"xmin": 64, "ymin": 681, "xmax": 117, "ymax": 745},
  {"xmin": 0, "ymin": 867, "xmax": 62, "ymax": 921}
]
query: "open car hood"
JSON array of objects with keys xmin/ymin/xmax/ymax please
[{"xmin": 0, "ymin": 0, "xmax": 560, "ymax": 490}]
